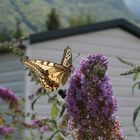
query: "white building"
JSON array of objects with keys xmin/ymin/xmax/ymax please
[{"xmin": 0, "ymin": 19, "xmax": 140, "ymax": 140}]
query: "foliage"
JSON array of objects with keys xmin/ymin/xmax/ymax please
[
  {"xmin": 0, "ymin": 18, "xmax": 24, "ymax": 43},
  {"xmin": 68, "ymin": 13, "xmax": 95, "ymax": 27},
  {"xmin": 0, "ymin": 0, "xmax": 139, "ymax": 34},
  {"xmin": 0, "ymin": 42, "xmax": 125, "ymax": 139},
  {"xmin": 13, "ymin": 18, "xmax": 23, "ymax": 39},
  {"xmin": 45, "ymin": 8, "xmax": 61, "ymax": 31},
  {"xmin": 0, "ymin": 28, "xmax": 12, "ymax": 42},
  {"xmin": 0, "ymin": 42, "xmax": 69, "ymax": 140},
  {"xmin": 118, "ymin": 57, "xmax": 140, "ymax": 137}
]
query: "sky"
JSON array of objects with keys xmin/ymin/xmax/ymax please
[{"xmin": 124, "ymin": 0, "xmax": 140, "ymax": 17}]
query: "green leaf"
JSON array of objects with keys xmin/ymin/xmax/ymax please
[
  {"xmin": 47, "ymin": 130, "xmax": 60, "ymax": 140},
  {"xmin": 25, "ymin": 137, "xmax": 31, "ymax": 140},
  {"xmin": 59, "ymin": 104, "xmax": 66, "ymax": 118},
  {"xmin": 133, "ymin": 104, "xmax": 140, "ymax": 125},
  {"xmin": 31, "ymin": 95, "xmax": 41, "ymax": 110},
  {"xmin": 133, "ymin": 72, "xmax": 139, "ymax": 81},
  {"xmin": 47, "ymin": 130, "xmax": 67, "ymax": 140},
  {"xmin": 48, "ymin": 119, "xmax": 57, "ymax": 128},
  {"xmin": 55, "ymin": 134, "xmax": 67, "ymax": 140},
  {"xmin": 133, "ymin": 123, "xmax": 140, "ymax": 138},
  {"xmin": 138, "ymin": 83, "xmax": 140, "ymax": 90},
  {"xmin": 51, "ymin": 102, "xmax": 59, "ymax": 119},
  {"xmin": 120, "ymin": 67, "xmax": 140, "ymax": 76},
  {"xmin": 132, "ymin": 82, "xmax": 140, "ymax": 96},
  {"xmin": 117, "ymin": 57, "xmax": 134, "ymax": 67}
]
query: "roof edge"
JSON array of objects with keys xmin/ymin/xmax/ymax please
[{"xmin": 29, "ymin": 18, "xmax": 140, "ymax": 44}]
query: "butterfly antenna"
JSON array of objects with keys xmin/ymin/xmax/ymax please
[{"xmin": 72, "ymin": 52, "xmax": 80, "ymax": 62}]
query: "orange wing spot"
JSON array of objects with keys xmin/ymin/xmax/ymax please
[{"xmin": 53, "ymin": 83, "xmax": 59, "ymax": 88}]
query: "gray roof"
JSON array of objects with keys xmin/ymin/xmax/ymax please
[{"xmin": 30, "ymin": 18, "xmax": 140, "ymax": 44}]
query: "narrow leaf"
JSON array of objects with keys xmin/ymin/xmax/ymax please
[
  {"xmin": 59, "ymin": 104, "xmax": 66, "ymax": 118},
  {"xmin": 133, "ymin": 72, "xmax": 139, "ymax": 81},
  {"xmin": 31, "ymin": 95, "xmax": 41, "ymax": 110},
  {"xmin": 51, "ymin": 103, "xmax": 59, "ymax": 119},
  {"xmin": 120, "ymin": 67, "xmax": 139, "ymax": 76},
  {"xmin": 132, "ymin": 82, "xmax": 140, "ymax": 96},
  {"xmin": 138, "ymin": 83, "xmax": 140, "ymax": 90},
  {"xmin": 48, "ymin": 119, "xmax": 57, "ymax": 128},
  {"xmin": 133, "ymin": 104, "xmax": 140, "ymax": 124},
  {"xmin": 117, "ymin": 57, "xmax": 134, "ymax": 67},
  {"xmin": 47, "ymin": 130, "xmax": 60, "ymax": 140},
  {"xmin": 133, "ymin": 123, "xmax": 140, "ymax": 138},
  {"xmin": 47, "ymin": 130, "xmax": 66, "ymax": 140}
]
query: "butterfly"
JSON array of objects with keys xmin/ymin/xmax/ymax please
[{"xmin": 24, "ymin": 46, "xmax": 72, "ymax": 91}]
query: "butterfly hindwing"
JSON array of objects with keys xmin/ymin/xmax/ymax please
[{"xmin": 24, "ymin": 47, "xmax": 72, "ymax": 91}]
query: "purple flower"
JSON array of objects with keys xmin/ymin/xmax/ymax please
[
  {"xmin": 0, "ymin": 87, "xmax": 20, "ymax": 111},
  {"xmin": 23, "ymin": 117, "xmax": 49, "ymax": 132},
  {"xmin": 65, "ymin": 54, "xmax": 126, "ymax": 140},
  {"xmin": 40, "ymin": 125, "xmax": 49, "ymax": 133},
  {"xmin": 0, "ymin": 125, "xmax": 14, "ymax": 136}
]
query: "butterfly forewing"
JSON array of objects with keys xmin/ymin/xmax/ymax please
[
  {"xmin": 24, "ymin": 60, "xmax": 48, "ymax": 76},
  {"xmin": 61, "ymin": 46, "xmax": 72, "ymax": 67},
  {"xmin": 24, "ymin": 47, "xmax": 72, "ymax": 91}
]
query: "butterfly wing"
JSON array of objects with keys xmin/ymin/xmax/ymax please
[
  {"xmin": 61, "ymin": 46, "xmax": 72, "ymax": 67},
  {"xmin": 24, "ymin": 47, "xmax": 72, "ymax": 90},
  {"xmin": 24, "ymin": 59, "xmax": 68, "ymax": 90},
  {"xmin": 24, "ymin": 60, "xmax": 54, "ymax": 90},
  {"xmin": 60, "ymin": 46, "xmax": 72, "ymax": 85}
]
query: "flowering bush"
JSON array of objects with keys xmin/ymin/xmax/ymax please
[
  {"xmin": 0, "ymin": 44, "xmax": 126, "ymax": 140},
  {"xmin": 0, "ymin": 87, "xmax": 20, "ymax": 139},
  {"xmin": 66, "ymin": 54, "xmax": 126, "ymax": 140}
]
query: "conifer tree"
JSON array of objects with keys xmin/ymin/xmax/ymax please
[
  {"xmin": 13, "ymin": 18, "xmax": 22, "ymax": 39},
  {"xmin": 0, "ymin": 28, "xmax": 12, "ymax": 42},
  {"xmin": 46, "ymin": 8, "xmax": 60, "ymax": 31}
]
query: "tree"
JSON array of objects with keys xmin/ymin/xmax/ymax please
[
  {"xmin": 69, "ymin": 13, "xmax": 96, "ymax": 27},
  {"xmin": 45, "ymin": 8, "xmax": 61, "ymax": 31},
  {"xmin": 13, "ymin": 18, "xmax": 22, "ymax": 39},
  {"xmin": 0, "ymin": 28, "xmax": 12, "ymax": 42}
]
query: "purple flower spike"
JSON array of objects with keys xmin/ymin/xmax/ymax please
[
  {"xmin": 0, "ymin": 87, "xmax": 20, "ymax": 111},
  {"xmin": 23, "ymin": 117, "xmax": 49, "ymax": 132},
  {"xmin": 65, "ymin": 54, "xmax": 126, "ymax": 140},
  {"xmin": 0, "ymin": 125, "xmax": 14, "ymax": 136}
]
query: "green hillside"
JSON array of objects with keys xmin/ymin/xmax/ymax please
[{"xmin": 0, "ymin": 0, "xmax": 139, "ymax": 36}]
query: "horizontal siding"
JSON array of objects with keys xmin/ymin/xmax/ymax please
[
  {"xmin": 27, "ymin": 28, "xmax": 140, "ymax": 140},
  {"xmin": 0, "ymin": 61, "xmax": 23, "ymax": 73},
  {"xmin": 0, "ymin": 81, "xmax": 25, "ymax": 94},
  {"xmin": 0, "ymin": 70, "xmax": 24, "ymax": 83},
  {"xmin": 0, "ymin": 53, "xmax": 25, "ymax": 110},
  {"xmin": 35, "ymin": 104, "xmax": 51, "ymax": 116},
  {"xmin": 0, "ymin": 54, "xmax": 25, "ymax": 140},
  {"xmin": 0, "ymin": 53, "xmax": 25, "ymax": 93},
  {"xmin": 93, "ymin": 28, "xmax": 140, "ymax": 41}
]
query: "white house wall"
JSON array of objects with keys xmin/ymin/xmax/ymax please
[
  {"xmin": 0, "ymin": 53, "xmax": 25, "ymax": 98},
  {"xmin": 26, "ymin": 28, "xmax": 140, "ymax": 140},
  {"xmin": 0, "ymin": 53, "xmax": 25, "ymax": 140}
]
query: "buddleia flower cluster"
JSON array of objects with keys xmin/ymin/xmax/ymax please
[
  {"xmin": 23, "ymin": 117, "xmax": 49, "ymax": 133},
  {"xmin": 65, "ymin": 54, "xmax": 126, "ymax": 140},
  {"xmin": 0, "ymin": 87, "xmax": 20, "ymax": 111},
  {"xmin": 0, "ymin": 125, "xmax": 14, "ymax": 136}
]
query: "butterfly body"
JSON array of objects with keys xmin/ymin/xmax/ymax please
[{"xmin": 24, "ymin": 47, "xmax": 72, "ymax": 91}]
